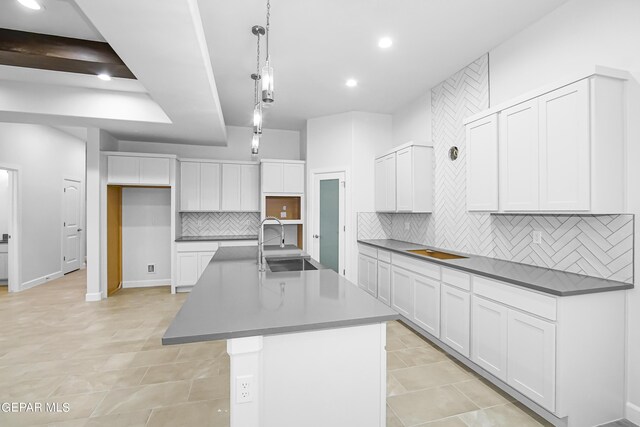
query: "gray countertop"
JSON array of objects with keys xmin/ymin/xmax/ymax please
[
  {"xmin": 175, "ymin": 235, "xmax": 258, "ymax": 242},
  {"xmin": 359, "ymin": 239, "xmax": 633, "ymax": 296},
  {"xmin": 0, "ymin": 241, "xmax": 7, "ymax": 245},
  {"xmin": 163, "ymin": 247, "xmax": 398, "ymax": 345}
]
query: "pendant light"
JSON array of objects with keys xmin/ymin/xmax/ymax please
[
  {"xmin": 251, "ymin": 25, "xmax": 265, "ymax": 155},
  {"xmin": 261, "ymin": 0, "xmax": 274, "ymax": 103}
]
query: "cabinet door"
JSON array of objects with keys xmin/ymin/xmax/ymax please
[
  {"xmin": 221, "ymin": 164, "xmax": 241, "ymax": 211},
  {"xmin": 283, "ymin": 163, "xmax": 304, "ymax": 193},
  {"xmin": 139, "ymin": 158, "xmax": 170, "ymax": 185},
  {"xmin": 507, "ymin": 310, "xmax": 556, "ymax": 411},
  {"xmin": 413, "ymin": 274, "xmax": 440, "ymax": 337},
  {"xmin": 180, "ymin": 162, "xmax": 201, "ymax": 211},
  {"xmin": 198, "ymin": 251, "xmax": 216, "ymax": 278},
  {"xmin": 177, "ymin": 252, "xmax": 199, "ymax": 286},
  {"xmin": 499, "ymin": 99, "xmax": 539, "ymax": 211},
  {"xmin": 377, "ymin": 261, "xmax": 391, "ymax": 306},
  {"xmin": 391, "ymin": 266, "xmax": 413, "ymax": 318},
  {"xmin": 384, "ymin": 154, "xmax": 397, "ymax": 211},
  {"xmin": 357, "ymin": 254, "xmax": 377, "ymax": 297},
  {"xmin": 539, "ymin": 80, "xmax": 590, "ymax": 211},
  {"xmin": 440, "ymin": 284, "xmax": 470, "ymax": 357},
  {"xmin": 200, "ymin": 163, "xmax": 221, "ymax": 211},
  {"xmin": 0, "ymin": 252, "xmax": 7, "ymax": 280},
  {"xmin": 241, "ymin": 164, "xmax": 260, "ymax": 211},
  {"xmin": 396, "ymin": 147, "xmax": 413, "ymax": 212},
  {"xmin": 471, "ymin": 296, "xmax": 508, "ymax": 381},
  {"xmin": 374, "ymin": 157, "xmax": 386, "ymax": 212},
  {"xmin": 262, "ymin": 162, "xmax": 283, "ymax": 193},
  {"xmin": 108, "ymin": 156, "xmax": 139, "ymax": 184},
  {"xmin": 467, "ymin": 115, "xmax": 498, "ymax": 211}
]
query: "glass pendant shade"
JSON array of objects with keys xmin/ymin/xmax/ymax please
[
  {"xmin": 253, "ymin": 104, "xmax": 263, "ymax": 134},
  {"xmin": 251, "ymin": 133, "xmax": 260, "ymax": 155},
  {"xmin": 261, "ymin": 59, "xmax": 274, "ymax": 103}
]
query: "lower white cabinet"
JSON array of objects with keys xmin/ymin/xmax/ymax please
[
  {"xmin": 440, "ymin": 284, "xmax": 470, "ymax": 357},
  {"xmin": 507, "ymin": 309, "xmax": 556, "ymax": 411},
  {"xmin": 177, "ymin": 252, "xmax": 199, "ymax": 287},
  {"xmin": 198, "ymin": 252, "xmax": 216, "ymax": 277},
  {"xmin": 471, "ymin": 296, "xmax": 508, "ymax": 381},
  {"xmin": 413, "ymin": 275, "xmax": 440, "ymax": 337},
  {"xmin": 357, "ymin": 254, "xmax": 378, "ymax": 297},
  {"xmin": 377, "ymin": 261, "xmax": 391, "ymax": 305},
  {"xmin": 0, "ymin": 249, "xmax": 7, "ymax": 280},
  {"xmin": 391, "ymin": 266, "xmax": 413, "ymax": 319}
]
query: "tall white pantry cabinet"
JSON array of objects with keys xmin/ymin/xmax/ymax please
[{"xmin": 465, "ymin": 68, "xmax": 628, "ymax": 214}]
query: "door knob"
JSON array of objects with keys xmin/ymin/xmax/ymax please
[
  {"xmin": 77, "ymin": 228, "xmax": 83, "ymax": 232},
  {"xmin": 313, "ymin": 234, "xmax": 319, "ymax": 239}
]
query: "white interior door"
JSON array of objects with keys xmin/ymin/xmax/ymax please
[
  {"xmin": 62, "ymin": 178, "xmax": 82, "ymax": 274},
  {"xmin": 311, "ymin": 171, "xmax": 345, "ymax": 275}
]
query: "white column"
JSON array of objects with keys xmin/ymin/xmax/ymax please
[
  {"xmin": 227, "ymin": 336, "xmax": 264, "ymax": 427},
  {"xmin": 85, "ymin": 128, "xmax": 102, "ymax": 301}
]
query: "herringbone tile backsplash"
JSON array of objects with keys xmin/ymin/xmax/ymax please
[{"xmin": 181, "ymin": 212, "xmax": 260, "ymax": 236}]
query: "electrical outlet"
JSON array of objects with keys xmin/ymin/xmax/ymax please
[
  {"xmin": 147, "ymin": 264, "xmax": 156, "ymax": 273},
  {"xmin": 280, "ymin": 211, "xmax": 287, "ymax": 218},
  {"xmin": 235, "ymin": 375, "xmax": 253, "ymax": 403},
  {"xmin": 404, "ymin": 222, "xmax": 410, "ymax": 231},
  {"xmin": 532, "ymin": 231, "xmax": 542, "ymax": 245}
]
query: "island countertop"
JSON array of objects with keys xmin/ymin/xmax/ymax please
[
  {"xmin": 163, "ymin": 247, "xmax": 398, "ymax": 345},
  {"xmin": 358, "ymin": 239, "xmax": 633, "ymax": 296}
]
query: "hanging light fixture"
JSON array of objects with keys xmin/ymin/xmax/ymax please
[
  {"xmin": 261, "ymin": 0, "xmax": 274, "ymax": 103},
  {"xmin": 251, "ymin": 25, "xmax": 265, "ymax": 155}
]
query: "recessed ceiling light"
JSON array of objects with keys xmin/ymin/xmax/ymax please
[
  {"xmin": 97, "ymin": 73, "xmax": 112, "ymax": 81},
  {"xmin": 378, "ymin": 37, "xmax": 393, "ymax": 49},
  {"xmin": 345, "ymin": 79, "xmax": 358, "ymax": 88},
  {"xmin": 17, "ymin": 0, "xmax": 42, "ymax": 10}
]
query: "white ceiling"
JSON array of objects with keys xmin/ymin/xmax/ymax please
[{"xmin": 199, "ymin": 0, "xmax": 568, "ymax": 130}]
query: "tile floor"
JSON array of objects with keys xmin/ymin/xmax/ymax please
[{"xmin": 0, "ymin": 271, "xmax": 550, "ymax": 426}]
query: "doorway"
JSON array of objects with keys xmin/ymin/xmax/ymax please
[
  {"xmin": 311, "ymin": 171, "xmax": 346, "ymax": 275},
  {"xmin": 0, "ymin": 165, "xmax": 20, "ymax": 293},
  {"xmin": 62, "ymin": 178, "xmax": 83, "ymax": 274}
]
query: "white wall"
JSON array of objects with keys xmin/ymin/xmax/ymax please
[
  {"xmin": 0, "ymin": 123, "xmax": 86, "ymax": 288},
  {"xmin": 0, "ymin": 170, "xmax": 8, "ymax": 237},
  {"xmin": 122, "ymin": 187, "xmax": 171, "ymax": 286},
  {"xmin": 392, "ymin": 93, "xmax": 432, "ymax": 146},
  {"xmin": 488, "ymin": 0, "xmax": 640, "ymax": 421},
  {"xmin": 118, "ymin": 126, "xmax": 301, "ymax": 161}
]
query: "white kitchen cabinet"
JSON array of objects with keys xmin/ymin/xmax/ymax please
[
  {"xmin": 200, "ymin": 163, "xmax": 221, "ymax": 211},
  {"xmin": 180, "ymin": 162, "xmax": 200, "ymax": 211},
  {"xmin": 261, "ymin": 160, "xmax": 305, "ymax": 194},
  {"xmin": 499, "ymin": 99, "xmax": 540, "ymax": 211},
  {"xmin": 396, "ymin": 148, "xmax": 412, "ymax": 211},
  {"xmin": 222, "ymin": 164, "xmax": 242, "ymax": 211},
  {"xmin": 507, "ymin": 310, "xmax": 556, "ymax": 411},
  {"xmin": 374, "ymin": 153, "xmax": 396, "ymax": 212},
  {"xmin": 241, "ymin": 164, "xmax": 260, "ymax": 211},
  {"xmin": 538, "ymin": 80, "xmax": 590, "ymax": 211},
  {"xmin": 139, "ymin": 157, "xmax": 171, "ymax": 185},
  {"xmin": 471, "ymin": 296, "xmax": 508, "ymax": 381},
  {"xmin": 108, "ymin": 156, "xmax": 139, "ymax": 184},
  {"xmin": 108, "ymin": 155, "xmax": 170, "ymax": 185},
  {"xmin": 198, "ymin": 251, "xmax": 216, "ymax": 277},
  {"xmin": 177, "ymin": 252, "xmax": 199, "ymax": 287},
  {"xmin": 466, "ymin": 114, "xmax": 498, "ymax": 211},
  {"xmin": 357, "ymin": 254, "xmax": 377, "ymax": 297},
  {"xmin": 175, "ymin": 241, "xmax": 220, "ymax": 291},
  {"xmin": 391, "ymin": 265, "xmax": 413, "ymax": 319},
  {"xmin": 413, "ymin": 274, "xmax": 440, "ymax": 337},
  {"xmin": 440, "ymin": 284, "xmax": 470, "ymax": 357},
  {"xmin": 374, "ymin": 157, "xmax": 386, "ymax": 212},
  {"xmin": 377, "ymin": 261, "xmax": 391, "ymax": 306}
]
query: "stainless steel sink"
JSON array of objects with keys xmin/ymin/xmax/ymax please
[{"xmin": 267, "ymin": 258, "xmax": 318, "ymax": 272}]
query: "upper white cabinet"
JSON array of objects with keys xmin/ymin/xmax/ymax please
[
  {"xmin": 375, "ymin": 143, "xmax": 433, "ymax": 213},
  {"xmin": 261, "ymin": 160, "xmax": 305, "ymax": 193},
  {"xmin": 181, "ymin": 161, "xmax": 259, "ymax": 212},
  {"xmin": 108, "ymin": 155, "xmax": 171, "ymax": 186},
  {"xmin": 465, "ymin": 70, "xmax": 628, "ymax": 214},
  {"xmin": 466, "ymin": 114, "xmax": 498, "ymax": 211}
]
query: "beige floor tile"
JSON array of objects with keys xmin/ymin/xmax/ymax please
[
  {"xmin": 128, "ymin": 347, "xmax": 181, "ymax": 368},
  {"xmin": 458, "ymin": 402, "xmax": 545, "ymax": 427},
  {"xmin": 146, "ymin": 399, "xmax": 230, "ymax": 427},
  {"xmin": 177, "ymin": 340, "xmax": 227, "ymax": 361},
  {"xmin": 453, "ymin": 379, "xmax": 514, "ymax": 408},
  {"xmin": 189, "ymin": 375, "xmax": 231, "ymax": 402},
  {"xmin": 387, "ymin": 336, "xmax": 409, "ymax": 351},
  {"xmin": 392, "ymin": 360, "xmax": 474, "ymax": 391},
  {"xmin": 394, "ymin": 345, "xmax": 448, "ymax": 367},
  {"xmin": 388, "ymin": 385, "xmax": 479, "ymax": 426},
  {"xmin": 387, "ymin": 374, "xmax": 408, "ymax": 397},
  {"xmin": 50, "ymin": 366, "xmax": 149, "ymax": 396},
  {"xmin": 0, "ymin": 376, "xmax": 66, "ymax": 400},
  {"xmin": 398, "ymin": 332, "xmax": 432, "ymax": 348},
  {"xmin": 140, "ymin": 360, "xmax": 219, "ymax": 385},
  {"xmin": 387, "ymin": 405, "xmax": 404, "ymax": 427},
  {"xmin": 417, "ymin": 416, "xmax": 468, "ymax": 426},
  {"xmin": 84, "ymin": 409, "xmax": 151, "ymax": 426},
  {"xmin": 91, "ymin": 380, "xmax": 191, "ymax": 416},
  {"xmin": 388, "ymin": 351, "xmax": 409, "ymax": 370}
]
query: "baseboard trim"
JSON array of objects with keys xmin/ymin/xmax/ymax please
[
  {"xmin": 626, "ymin": 402, "xmax": 640, "ymax": 425},
  {"xmin": 20, "ymin": 271, "xmax": 63, "ymax": 292},
  {"xmin": 85, "ymin": 292, "xmax": 103, "ymax": 302},
  {"xmin": 122, "ymin": 279, "xmax": 171, "ymax": 289}
]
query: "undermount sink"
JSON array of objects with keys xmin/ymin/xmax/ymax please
[
  {"xmin": 406, "ymin": 249, "xmax": 468, "ymax": 260},
  {"xmin": 267, "ymin": 258, "xmax": 318, "ymax": 272}
]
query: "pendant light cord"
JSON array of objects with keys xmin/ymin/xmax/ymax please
[{"xmin": 265, "ymin": 0, "xmax": 270, "ymax": 60}]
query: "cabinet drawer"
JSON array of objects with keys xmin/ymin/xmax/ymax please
[
  {"xmin": 358, "ymin": 243, "xmax": 378, "ymax": 259},
  {"xmin": 473, "ymin": 276, "xmax": 556, "ymax": 321},
  {"xmin": 392, "ymin": 253, "xmax": 440, "ymax": 280},
  {"xmin": 219, "ymin": 240, "xmax": 258, "ymax": 247},
  {"xmin": 176, "ymin": 242, "xmax": 219, "ymax": 252},
  {"xmin": 377, "ymin": 249, "xmax": 391, "ymax": 263},
  {"xmin": 442, "ymin": 267, "xmax": 471, "ymax": 291}
]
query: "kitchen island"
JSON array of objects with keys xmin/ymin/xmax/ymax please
[{"xmin": 163, "ymin": 246, "xmax": 397, "ymax": 427}]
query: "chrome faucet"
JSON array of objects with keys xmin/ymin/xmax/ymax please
[{"xmin": 258, "ymin": 216, "xmax": 285, "ymax": 271}]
